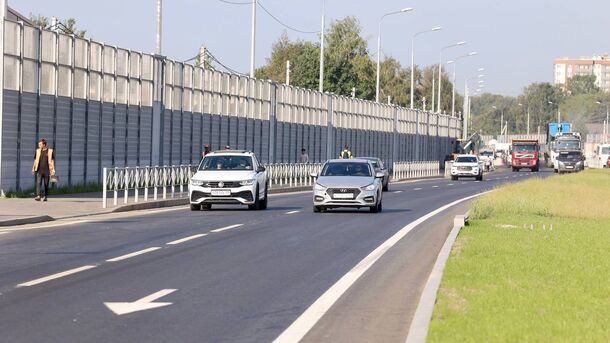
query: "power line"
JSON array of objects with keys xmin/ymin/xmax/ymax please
[{"xmin": 257, "ymin": 1, "xmax": 320, "ymax": 34}]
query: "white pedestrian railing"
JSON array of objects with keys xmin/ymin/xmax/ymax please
[
  {"xmin": 102, "ymin": 161, "xmax": 441, "ymax": 208},
  {"xmin": 266, "ymin": 163, "xmax": 323, "ymax": 189},
  {"xmin": 102, "ymin": 165, "xmax": 195, "ymax": 208},
  {"xmin": 392, "ymin": 161, "xmax": 440, "ymax": 180}
]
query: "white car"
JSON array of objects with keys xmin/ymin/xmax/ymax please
[
  {"xmin": 450, "ymin": 154, "xmax": 483, "ymax": 181},
  {"xmin": 189, "ymin": 150, "xmax": 268, "ymax": 211},
  {"xmin": 312, "ymin": 159, "xmax": 384, "ymax": 213}
]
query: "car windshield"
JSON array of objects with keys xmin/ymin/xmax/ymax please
[
  {"xmin": 455, "ymin": 156, "xmax": 477, "ymax": 163},
  {"xmin": 558, "ymin": 152, "xmax": 581, "ymax": 161},
  {"xmin": 199, "ymin": 155, "xmax": 253, "ymax": 171},
  {"xmin": 555, "ymin": 140, "xmax": 580, "ymax": 150},
  {"xmin": 602, "ymin": 147, "xmax": 610, "ymax": 154},
  {"xmin": 480, "ymin": 151, "xmax": 493, "ymax": 157},
  {"xmin": 513, "ymin": 144, "xmax": 537, "ymax": 153},
  {"xmin": 320, "ymin": 162, "xmax": 372, "ymax": 177}
]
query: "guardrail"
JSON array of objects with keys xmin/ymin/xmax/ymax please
[
  {"xmin": 103, "ymin": 161, "xmax": 441, "ymax": 208},
  {"xmin": 102, "ymin": 165, "xmax": 195, "ymax": 208},
  {"xmin": 392, "ymin": 161, "xmax": 440, "ymax": 180}
]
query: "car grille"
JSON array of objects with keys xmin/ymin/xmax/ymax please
[
  {"xmin": 327, "ymin": 188, "xmax": 362, "ymax": 200},
  {"xmin": 458, "ymin": 166, "xmax": 472, "ymax": 171},
  {"xmin": 203, "ymin": 181, "xmax": 242, "ymax": 188}
]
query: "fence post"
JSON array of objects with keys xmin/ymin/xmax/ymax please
[
  {"xmin": 144, "ymin": 167, "xmax": 149, "ymax": 201},
  {"xmin": 102, "ymin": 167, "xmax": 107, "ymax": 208},
  {"xmin": 113, "ymin": 167, "xmax": 118, "ymax": 206},
  {"xmin": 135, "ymin": 167, "xmax": 140, "ymax": 203},
  {"xmin": 124, "ymin": 167, "xmax": 129, "ymax": 204}
]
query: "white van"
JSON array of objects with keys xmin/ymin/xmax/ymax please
[{"xmin": 593, "ymin": 144, "xmax": 610, "ymax": 168}]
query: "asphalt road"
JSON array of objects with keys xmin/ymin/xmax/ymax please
[{"xmin": 0, "ymin": 167, "xmax": 550, "ymax": 343}]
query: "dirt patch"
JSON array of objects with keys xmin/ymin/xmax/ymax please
[
  {"xmin": 440, "ymin": 287, "xmax": 468, "ymax": 313},
  {"xmin": 451, "ymin": 236, "xmax": 470, "ymax": 258}
]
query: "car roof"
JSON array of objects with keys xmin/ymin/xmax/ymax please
[
  {"xmin": 355, "ymin": 157, "xmax": 381, "ymax": 161},
  {"xmin": 325, "ymin": 158, "xmax": 372, "ymax": 164},
  {"xmin": 456, "ymin": 154, "xmax": 477, "ymax": 158},
  {"xmin": 207, "ymin": 150, "xmax": 253, "ymax": 156}
]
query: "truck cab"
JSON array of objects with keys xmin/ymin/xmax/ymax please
[{"xmin": 511, "ymin": 139, "xmax": 540, "ymax": 172}]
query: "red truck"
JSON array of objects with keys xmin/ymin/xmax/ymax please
[{"xmin": 511, "ymin": 139, "xmax": 540, "ymax": 172}]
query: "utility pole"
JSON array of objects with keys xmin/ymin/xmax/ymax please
[
  {"xmin": 250, "ymin": 0, "xmax": 257, "ymax": 77},
  {"xmin": 0, "ymin": 0, "xmax": 5, "ymax": 197},
  {"xmin": 156, "ymin": 0, "xmax": 162, "ymax": 54},
  {"xmin": 319, "ymin": 0, "xmax": 325, "ymax": 92},
  {"xmin": 285, "ymin": 60, "xmax": 291, "ymax": 86},
  {"xmin": 527, "ymin": 108, "xmax": 530, "ymax": 136}
]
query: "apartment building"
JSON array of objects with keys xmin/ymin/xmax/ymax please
[{"xmin": 554, "ymin": 54, "xmax": 610, "ymax": 92}]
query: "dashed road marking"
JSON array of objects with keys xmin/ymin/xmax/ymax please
[
  {"xmin": 393, "ymin": 190, "xmax": 403, "ymax": 194},
  {"xmin": 16, "ymin": 265, "xmax": 97, "ymax": 288},
  {"xmin": 166, "ymin": 234, "xmax": 207, "ymax": 245},
  {"xmin": 414, "ymin": 188, "xmax": 422, "ymax": 191},
  {"xmin": 210, "ymin": 224, "xmax": 244, "ymax": 233},
  {"xmin": 0, "ymin": 232, "xmax": 7, "ymax": 235},
  {"xmin": 432, "ymin": 186, "xmax": 439, "ymax": 188},
  {"xmin": 447, "ymin": 183, "xmax": 454, "ymax": 186},
  {"xmin": 106, "ymin": 247, "xmax": 161, "ymax": 262},
  {"xmin": 285, "ymin": 210, "xmax": 300, "ymax": 215}
]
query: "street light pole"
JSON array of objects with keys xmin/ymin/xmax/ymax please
[
  {"xmin": 437, "ymin": 41, "xmax": 466, "ymax": 112},
  {"xmin": 155, "ymin": 0, "xmax": 162, "ymax": 54},
  {"xmin": 319, "ymin": 0, "xmax": 325, "ymax": 92},
  {"xmin": 375, "ymin": 8, "xmax": 414, "ymax": 102},
  {"xmin": 596, "ymin": 101, "xmax": 609, "ymax": 144},
  {"xmin": 410, "ymin": 26, "xmax": 442, "ymax": 109},
  {"xmin": 449, "ymin": 51, "xmax": 478, "ymax": 116},
  {"xmin": 250, "ymin": 0, "xmax": 257, "ymax": 77}
]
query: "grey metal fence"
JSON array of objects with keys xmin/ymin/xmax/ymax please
[{"xmin": 1, "ymin": 19, "xmax": 462, "ymax": 193}]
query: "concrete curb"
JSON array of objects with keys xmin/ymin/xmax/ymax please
[
  {"xmin": 405, "ymin": 213, "xmax": 469, "ymax": 343},
  {"xmin": 0, "ymin": 215, "xmax": 55, "ymax": 227}
]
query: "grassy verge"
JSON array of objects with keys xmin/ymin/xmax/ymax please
[
  {"xmin": 4, "ymin": 182, "xmax": 101, "ymax": 198},
  {"xmin": 428, "ymin": 169, "xmax": 610, "ymax": 342}
]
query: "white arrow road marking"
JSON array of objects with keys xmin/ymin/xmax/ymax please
[
  {"xmin": 166, "ymin": 234, "xmax": 207, "ymax": 245},
  {"xmin": 285, "ymin": 210, "xmax": 300, "ymax": 215},
  {"xmin": 17, "ymin": 265, "xmax": 97, "ymax": 287},
  {"xmin": 210, "ymin": 224, "xmax": 243, "ymax": 233},
  {"xmin": 104, "ymin": 289, "xmax": 177, "ymax": 316},
  {"xmin": 106, "ymin": 247, "xmax": 161, "ymax": 262}
]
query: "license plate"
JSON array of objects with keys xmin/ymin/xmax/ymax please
[
  {"xmin": 566, "ymin": 166, "xmax": 574, "ymax": 169},
  {"xmin": 521, "ymin": 163, "xmax": 528, "ymax": 165},
  {"xmin": 211, "ymin": 190, "xmax": 231, "ymax": 196},
  {"xmin": 334, "ymin": 193, "xmax": 354, "ymax": 199}
]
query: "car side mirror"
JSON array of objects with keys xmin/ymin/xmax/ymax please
[
  {"xmin": 310, "ymin": 172, "xmax": 318, "ymax": 178},
  {"xmin": 257, "ymin": 166, "xmax": 266, "ymax": 172},
  {"xmin": 375, "ymin": 172, "xmax": 385, "ymax": 179}
]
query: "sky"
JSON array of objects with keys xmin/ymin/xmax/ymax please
[{"xmin": 12, "ymin": 0, "xmax": 610, "ymax": 96}]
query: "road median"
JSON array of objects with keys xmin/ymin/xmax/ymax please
[{"xmin": 427, "ymin": 169, "xmax": 610, "ymax": 342}]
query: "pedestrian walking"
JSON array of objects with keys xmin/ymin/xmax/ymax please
[
  {"xmin": 32, "ymin": 138, "xmax": 55, "ymax": 202},
  {"xmin": 299, "ymin": 148, "xmax": 310, "ymax": 163},
  {"xmin": 339, "ymin": 144, "xmax": 352, "ymax": 159},
  {"xmin": 202, "ymin": 144, "xmax": 211, "ymax": 157}
]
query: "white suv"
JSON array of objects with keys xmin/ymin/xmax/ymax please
[
  {"xmin": 450, "ymin": 154, "xmax": 483, "ymax": 181},
  {"xmin": 189, "ymin": 151, "xmax": 268, "ymax": 211}
]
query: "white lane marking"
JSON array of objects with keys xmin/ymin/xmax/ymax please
[
  {"xmin": 461, "ymin": 182, "xmax": 467, "ymax": 185},
  {"xmin": 105, "ymin": 289, "xmax": 177, "ymax": 316},
  {"xmin": 273, "ymin": 191, "xmax": 490, "ymax": 343},
  {"xmin": 16, "ymin": 265, "xmax": 97, "ymax": 288},
  {"xmin": 413, "ymin": 188, "xmax": 422, "ymax": 191},
  {"xmin": 393, "ymin": 191, "xmax": 403, "ymax": 194},
  {"xmin": 0, "ymin": 219, "xmax": 92, "ymax": 232},
  {"xmin": 447, "ymin": 183, "xmax": 454, "ymax": 186},
  {"xmin": 166, "ymin": 234, "xmax": 207, "ymax": 245},
  {"xmin": 106, "ymin": 247, "xmax": 161, "ymax": 262},
  {"xmin": 475, "ymin": 181, "xmax": 481, "ymax": 183},
  {"xmin": 0, "ymin": 232, "xmax": 7, "ymax": 235},
  {"xmin": 505, "ymin": 176, "xmax": 510, "ymax": 179},
  {"xmin": 285, "ymin": 210, "xmax": 300, "ymax": 215},
  {"xmin": 210, "ymin": 224, "xmax": 243, "ymax": 233},
  {"xmin": 432, "ymin": 186, "xmax": 439, "ymax": 188}
]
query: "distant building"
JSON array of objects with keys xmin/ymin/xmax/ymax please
[{"xmin": 554, "ymin": 54, "xmax": 610, "ymax": 92}]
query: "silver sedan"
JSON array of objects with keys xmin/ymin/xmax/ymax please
[{"xmin": 311, "ymin": 159, "xmax": 384, "ymax": 213}]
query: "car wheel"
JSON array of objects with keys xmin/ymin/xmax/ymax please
[
  {"xmin": 451, "ymin": 175, "xmax": 458, "ymax": 181},
  {"xmin": 370, "ymin": 199, "xmax": 380, "ymax": 213},
  {"xmin": 512, "ymin": 167, "xmax": 517, "ymax": 172},
  {"xmin": 477, "ymin": 174, "xmax": 483, "ymax": 181},
  {"xmin": 383, "ymin": 183, "xmax": 389, "ymax": 192},
  {"xmin": 377, "ymin": 200, "xmax": 383, "ymax": 212},
  {"xmin": 201, "ymin": 204, "xmax": 212, "ymax": 211},
  {"xmin": 190, "ymin": 204, "xmax": 201, "ymax": 211},
  {"xmin": 554, "ymin": 169, "xmax": 558, "ymax": 174},
  {"xmin": 313, "ymin": 206, "xmax": 321, "ymax": 213},
  {"xmin": 260, "ymin": 184, "xmax": 268, "ymax": 210},
  {"xmin": 248, "ymin": 186, "xmax": 261, "ymax": 210}
]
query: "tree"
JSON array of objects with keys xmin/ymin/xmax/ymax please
[
  {"xmin": 566, "ymin": 75, "xmax": 600, "ymax": 96},
  {"xmin": 29, "ymin": 15, "xmax": 87, "ymax": 38}
]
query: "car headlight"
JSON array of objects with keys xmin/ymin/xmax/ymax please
[
  {"xmin": 314, "ymin": 182, "xmax": 327, "ymax": 191},
  {"xmin": 239, "ymin": 179, "xmax": 255, "ymax": 186},
  {"xmin": 361, "ymin": 183, "xmax": 376, "ymax": 191},
  {"xmin": 190, "ymin": 179, "xmax": 204, "ymax": 186}
]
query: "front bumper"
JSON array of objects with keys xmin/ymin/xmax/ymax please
[
  {"xmin": 512, "ymin": 159, "xmax": 538, "ymax": 168},
  {"xmin": 450, "ymin": 168, "xmax": 480, "ymax": 176},
  {"xmin": 557, "ymin": 163, "xmax": 582, "ymax": 172},
  {"xmin": 313, "ymin": 187, "xmax": 379, "ymax": 208},
  {"xmin": 189, "ymin": 185, "xmax": 256, "ymax": 205}
]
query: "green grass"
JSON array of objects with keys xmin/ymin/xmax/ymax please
[
  {"xmin": 4, "ymin": 182, "xmax": 102, "ymax": 198},
  {"xmin": 428, "ymin": 170, "xmax": 610, "ymax": 342}
]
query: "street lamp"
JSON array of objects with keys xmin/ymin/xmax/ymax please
[
  {"xmin": 463, "ymin": 72, "xmax": 485, "ymax": 139},
  {"xmin": 518, "ymin": 103, "xmax": 531, "ymax": 135},
  {"xmin": 250, "ymin": 0, "xmax": 257, "ymax": 77},
  {"xmin": 375, "ymin": 7, "xmax": 414, "ymax": 102},
  {"xmin": 410, "ymin": 26, "xmax": 442, "ymax": 109},
  {"xmin": 449, "ymin": 52, "xmax": 478, "ymax": 116},
  {"xmin": 319, "ymin": 0, "xmax": 325, "ymax": 92},
  {"xmin": 596, "ymin": 100, "xmax": 609, "ymax": 144},
  {"xmin": 437, "ymin": 41, "xmax": 466, "ymax": 112}
]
